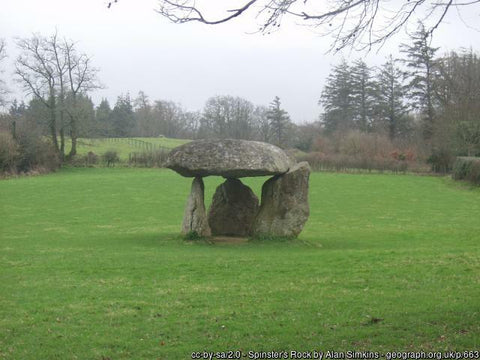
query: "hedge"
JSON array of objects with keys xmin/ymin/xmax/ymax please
[{"xmin": 452, "ymin": 157, "xmax": 480, "ymax": 186}]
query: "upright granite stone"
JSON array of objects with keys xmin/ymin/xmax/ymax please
[
  {"xmin": 182, "ymin": 177, "xmax": 211, "ymax": 237},
  {"xmin": 166, "ymin": 139, "xmax": 293, "ymax": 178},
  {"xmin": 208, "ymin": 178, "xmax": 259, "ymax": 236},
  {"xmin": 253, "ymin": 162, "xmax": 311, "ymax": 238}
]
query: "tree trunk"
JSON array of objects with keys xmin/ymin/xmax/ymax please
[
  {"xmin": 59, "ymin": 93, "xmax": 65, "ymax": 160},
  {"xmin": 67, "ymin": 96, "xmax": 78, "ymax": 159},
  {"xmin": 11, "ymin": 120, "xmax": 16, "ymax": 140},
  {"xmin": 49, "ymin": 106, "xmax": 60, "ymax": 154},
  {"xmin": 60, "ymin": 126, "xmax": 65, "ymax": 159},
  {"xmin": 68, "ymin": 119, "xmax": 77, "ymax": 158}
]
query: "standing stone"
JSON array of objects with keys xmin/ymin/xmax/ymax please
[
  {"xmin": 253, "ymin": 162, "xmax": 311, "ymax": 238},
  {"xmin": 182, "ymin": 177, "xmax": 211, "ymax": 237},
  {"xmin": 208, "ymin": 178, "xmax": 259, "ymax": 236}
]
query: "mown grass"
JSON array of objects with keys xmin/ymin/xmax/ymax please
[
  {"xmin": 74, "ymin": 137, "xmax": 190, "ymax": 160},
  {"xmin": 1, "ymin": 169, "xmax": 479, "ymax": 359}
]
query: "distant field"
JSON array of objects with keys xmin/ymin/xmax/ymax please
[
  {"xmin": 74, "ymin": 137, "xmax": 190, "ymax": 160},
  {"xmin": 1, "ymin": 169, "xmax": 479, "ymax": 359}
]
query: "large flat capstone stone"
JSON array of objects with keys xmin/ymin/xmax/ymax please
[{"xmin": 166, "ymin": 139, "xmax": 293, "ymax": 178}]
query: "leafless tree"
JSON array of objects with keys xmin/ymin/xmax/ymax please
[
  {"xmin": 0, "ymin": 39, "xmax": 9, "ymax": 107},
  {"xmin": 15, "ymin": 32, "xmax": 99, "ymax": 160},
  {"xmin": 153, "ymin": 0, "xmax": 479, "ymax": 51},
  {"xmin": 15, "ymin": 35, "xmax": 60, "ymax": 153},
  {"xmin": 63, "ymin": 39, "xmax": 100, "ymax": 158}
]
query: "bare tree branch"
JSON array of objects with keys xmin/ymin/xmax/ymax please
[
  {"xmin": 14, "ymin": 33, "xmax": 101, "ymax": 158},
  {"xmin": 156, "ymin": 0, "xmax": 259, "ymax": 25},
  {"xmin": 147, "ymin": 0, "xmax": 480, "ymax": 51}
]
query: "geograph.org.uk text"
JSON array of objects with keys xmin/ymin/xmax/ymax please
[{"xmin": 191, "ymin": 350, "xmax": 480, "ymax": 360}]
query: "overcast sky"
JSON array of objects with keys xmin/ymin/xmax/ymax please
[{"xmin": 1, "ymin": 0, "xmax": 480, "ymax": 123}]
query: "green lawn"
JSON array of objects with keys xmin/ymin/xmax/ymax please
[
  {"xmin": 1, "ymin": 169, "xmax": 479, "ymax": 359},
  {"xmin": 74, "ymin": 137, "xmax": 190, "ymax": 160}
]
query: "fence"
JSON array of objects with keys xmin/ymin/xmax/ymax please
[{"xmin": 102, "ymin": 137, "xmax": 170, "ymax": 152}]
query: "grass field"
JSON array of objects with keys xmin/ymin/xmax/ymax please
[
  {"xmin": 74, "ymin": 137, "xmax": 190, "ymax": 160},
  {"xmin": 1, "ymin": 169, "xmax": 479, "ymax": 359}
]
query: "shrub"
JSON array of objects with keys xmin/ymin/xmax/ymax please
[
  {"xmin": 68, "ymin": 151, "xmax": 98, "ymax": 167},
  {"xmin": 86, "ymin": 151, "xmax": 98, "ymax": 166},
  {"xmin": 453, "ymin": 157, "xmax": 480, "ymax": 185},
  {"xmin": 128, "ymin": 149, "xmax": 169, "ymax": 168},
  {"xmin": 303, "ymin": 131, "xmax": 426, "ymax": 173},
  {"xmin": 14, "ymin": 130, "xmax": 60, "ymax": 173},
  {"xmin": 0, "ymin": 129, "xmax": 60, "ymax": 175},
  {"xmin": 427, "ymin": 148, "xmax": 454, "ymax": 173},
  {"xmin": 296, "ymin": 152, "xmax": 416, "ymax": 173},
  {"xmin": 337, "ymin": 131, "xmax": 395, "ymax": 158},
  {"xmin": 102, "ymin": 150, "xmax": 119, "ymax": 167},
  {"xmin": 0, "ymin": 132, "xmax": 19, "ymax": 172}
]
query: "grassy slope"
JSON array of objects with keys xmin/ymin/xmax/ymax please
[
  {"xmin": 74, "ymin": 137, "xmax": 190, "ymax": 160},
  {"xmin": 0, "ymin": 169, "xmax": 479, "ymax": 359}
]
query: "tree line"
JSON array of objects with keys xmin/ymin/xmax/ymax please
[
  {"xmin": 2, "ymin": 91, "xmax": 294, "ymax": 144},
  {"xmin": 0, "ymin": 32, "xmax": 296, "ymax": 173},
  {"xmin": 318, "ymin": 24, "xmax": 480, "ymax": 166},
  {"xmin": 1, "ymin": 26, "xmax": 479, "ymax": 174}
]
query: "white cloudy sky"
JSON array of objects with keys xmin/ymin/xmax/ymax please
[{"xmin": 1, "ymin": 0, "xmax": 480, "ymax": 123}]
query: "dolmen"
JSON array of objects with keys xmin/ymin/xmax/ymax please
[{"xmin": 166, "ymin": 139, "xmax": 311, "ymax": 239}]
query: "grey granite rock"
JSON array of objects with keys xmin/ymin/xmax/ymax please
[
  {"xmin": 253, "ymin": 162, "xmax": 310, "ymax": 238},
  {"xmin": 208, "ymin": 178, "xmax": 259, "ymax": 236},
  {"xmin": 181, "ymin": 177, "xmax": 211, "ymax": 237},
  {"xmin": 166, "ymin": 139, "xmax": 293, "ymax": 178}
]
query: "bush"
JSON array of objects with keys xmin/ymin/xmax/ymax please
[
  {"xmin": 15, "ymin": 132, "xmax": 60, "ymax": 173},
  {"xmin": 0, "ymin": 132, "xmax": 19, "ymax": 172},
  {"xmin": 0, "ymin": 129, "xmax": 60, "ymax": 175},
  {"xmin": 304, "ymin": 131, "xmax": 426, "ymax": 173},
  {"xmin": 102, "ymin": 150, "xmax": 119, "ymax": 167},
  {"xmin": 85, "ymin": 151, "xmax": 98, "ymax": 166},
  {"xmin": 453, "ymin": 157, "xmax": 480, "ymax": 185},
  {"xmin": 128, "ymin": 149, "xmax": 169, "ymax": 168},
  {"xmin": 427, "ymin": 148, "xmax": 454, "ymax": 173},
  {"xmin": 68, "ymin": 151, "xmax": 99, "ymax": 167},
  {"xmin": 296, "ymin": 152, "xmax": 422, "ymax": 173}
]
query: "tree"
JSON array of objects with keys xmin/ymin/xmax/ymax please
[
  {"xmin": 62, "ymin": 39, "xmax": 100, "ymax": 157},
  {"xmin": 182, "ymin": 110, "xmax": 202, "ymax": 139},
  {"xmin": 66, "ymin": 93, "xmax": 95, "ymax": 139},
  {"xmin": 252, "ymin": 105, "xmax": 270, "ymax": 142},
  {"xmin": 8, "ymin": 99, "xmax": 27, "ymax": 139},
  {"xmin": 321, "ymin": 59, "xmax": 379, "ymax": 133},
  {"xmin": 95, "ymin": 98, "xmax": 113, "ymax": 137},
  {"xmin": 320, "ymin": 59, "xmax": 355, "ymax": 133},
  {"xmin": 133, "ymin": 91, "xmax": 156, "ymax": 136},
  {"xmin": 15, "ymin": 34, "xmax": 60, "ymax": 154},
  {"xmin": 201, "ymin": 95, "xmax": 255, "ymax": 139},
  {"xmin": 267, "ymin": 96, "xmax": 291, "ymax": 147},
  {"xmin": 111, "ymin": 94, "xmax": 134, "ymax": 137},
  {"xmin": 14, "ymin": 32, "xmax": 99, "ymax": 160},
  {"xmin": 351, "ymin": 59, "xmax": 376, "ymax": 132},
  {"xmin": 152, "ymin": 0, "xmax": 473, "ymax": 51},
  {"xmin": 400, "ymin": 23, "xmax": 439, "ymax": 140},
  {"xmin": 153, "ymin": 100, "xmax": 188, "ymax": 138},
  {"xmin": 374, "ymin": 56, "xmax": 410, "ymax": 139},
  {"xmin": 0, "ymin": 39, "xmax": 8, "ymax": 107},
  {"xmin": 435, "ymin": 50, "xmax": 480, "ymax": 156}
]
